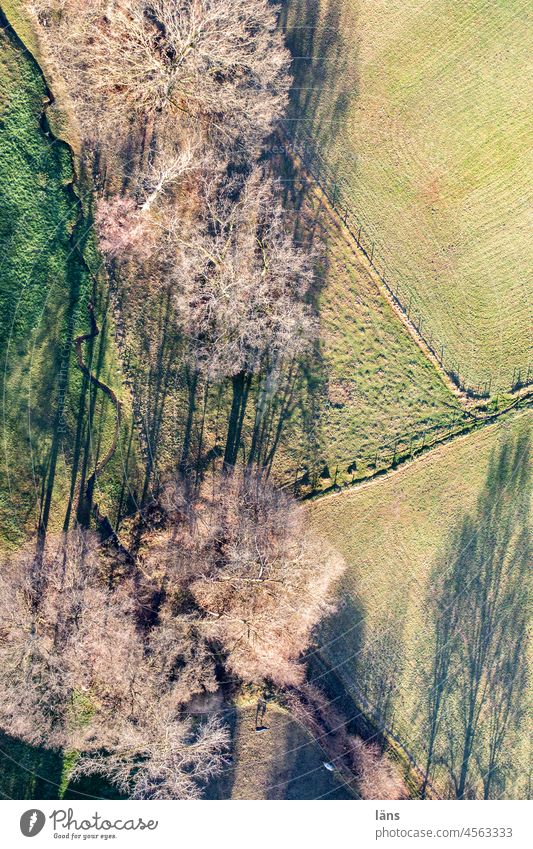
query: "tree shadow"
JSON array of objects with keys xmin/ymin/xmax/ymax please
[
  {"xmin": 0, "ymin": 733, "xmax": 63, "ymax": 800},
  {"xmin": 420, "ymin": 430, "xmax": 531, "ymax": 798},
  {"xmin": 135, "ymin": 287, "xmax": 181, "ymax": 504},
  {"xmin": 205, "ymin": 704, "xmax": 351, "ymax": 799},
  {"xmin": 317, "ymin": 580, "xmax": 406, "ymax": 738},
  {"xmin": 355, "ymin": 589, "xmax": 407, "ymax": 734},
  {"xmin": 266, "ymin": 143, "xmax": 332, "ymax": 481},
  {"xmin": 0, "ymin": 731, "xmax": 122, "ymax": 800},
  {"xmin": 280, "ymin": 0, "xmax": 358, "ymax": 158}
]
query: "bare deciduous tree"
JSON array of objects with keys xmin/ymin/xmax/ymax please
[
  {"xmin": 0, "ymin": 530, "xmax": 229, "ymax": 799},
  {"xmin": 170, "ymin": 168, "xmax": 317, "ymax": 467},
  {"xmin": 72, "ymin": 705, "xmax": 228, "ymax": 800},
  {"xmin": 348, "ymin": 737, "xmax": 407, "ymax": 801},
  {"xmin": 142, "ymin": 476, "xmax": 344, "ymax": 687},
  {"xmin": 31, "ymin": 0, "xmax": 290, "ymax": 153}
]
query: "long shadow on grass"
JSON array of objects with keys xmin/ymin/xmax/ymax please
[
  {"xmin": 342, "ymin": 589, "xmax": 407, "ymax": 735},
  {"xmin": 420, "ymin": 431, "xmax": 531, "ymax": 799},
  {"xmin": 37, "ymin": 253, "xmax": 90, "ymax": 537},
  {"xmin": 0, "ymin": 732, "xmax": 121, "ymax": 800},
  {"xmin": 264, "ymin": 713, "xmax": 353, "ymax": 799},
  {"xmin": 265, "ymin": 144, "xmax": 331, "ymax": 480},
  {"xmin": 137, "ymin": 287, "xmax": 181, "ymax": 504},
  {"xmin": 316, "ymin": 588, "xmax": 406, "ymax": 736},
  {"xmin": 0, "ymin": 732, "xmax": 63, "ymax": 800},
  {"xmin": 75, "ymin": 292, "xmax": 112, "ymax": 525},
  {"xmin": 280, "ymin": 0, "xmax": 357, "ymax": 159}
]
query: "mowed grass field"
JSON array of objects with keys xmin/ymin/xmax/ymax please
[
  {"xmin": 309, "ymin": 409, "xmax": 531, "ymax": 798},
  {"xmin": 282, "ymin": 0, "xmax": 532, "ymax": 391},
  {"xmin": 0, "ymin": 13, "xmax": 139, "ymax": 547}
]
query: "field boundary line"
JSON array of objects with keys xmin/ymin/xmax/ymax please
[
  {"xmin": 305, "ymin": 404, "xmax": 532, "ymax": 505},
  {"xmin": 279, "ymin": 127, "xmax": 531, "ymax": 400}
]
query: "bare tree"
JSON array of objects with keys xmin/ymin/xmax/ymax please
[
  {"xmin": 72, "ymin": 704, "xmax": 229, "ymax": 800},
  {"xmin": 0, "ymin": 530, "xmax": 99, "ymax": 748},
  {"xmin": 348, "ymin": 737, "xmax": 407, "ymax": 801},
  {"xmin": 172, "ymin": 168, "xmax": 317, "ymax": 467},
  {"xmin": 0, "ymin": 530, "xmax": 229, "ymax": 799},
  {"xmin": 31, "ymin": 0, "xmax": 290, "ymax": 153},
  {"xmin": 142, "ymin": 475, "xmax": 344, "ymax": 687}
]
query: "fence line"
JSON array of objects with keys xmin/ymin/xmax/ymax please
[
  {"xmin": 280, "ymin": 122, "xmax": 532, "ymax": 399},
  {"xmin": 282, "ymin": 391, "xmax": 532, "ymax": 497}
]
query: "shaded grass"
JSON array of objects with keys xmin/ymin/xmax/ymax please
[
  {"xmin": 0, "ymin": 732, "xmax": 121, "ymax": 800},
  {"xmin": 206, "ymin": 701, "xmax": 353, "ymax": 800},
  {"xmin": 0, "ymin": 19, "xmax": 140, "ymax": 546},
  {"xmin": 308, "ymin": 410, "xmax": 531, "ymax": 798},
  {"xmin": 272, "ymin": 185, "xmax": 462, "ymax": 484}
]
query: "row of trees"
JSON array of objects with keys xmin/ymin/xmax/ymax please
[
  {"xmin": 0, "ymin": 477, "xmax": 343, "ymax": 797},
  {"xmin": 14, "ymin": 0, "xmax": 406, "ymax": 802},
  {"xmin": 32, "ymin": 0, "xmax": 317, "ymax": 478}
]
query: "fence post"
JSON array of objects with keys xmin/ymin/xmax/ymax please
[
  {"xmin": 357, "ymin": 225, "xmax": 362, "ymax": 246},
  {"xmin": 407, "ymin": 295, "xmax": 412, "ymax": 318},
  {"xmin": 370, "ymin": 242, "xmax": 374, "ymax": 264}
]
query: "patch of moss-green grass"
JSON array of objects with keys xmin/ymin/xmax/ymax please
[{"xmin": 0, "ymin": 22, "xmax": 140, "ymax": 548}]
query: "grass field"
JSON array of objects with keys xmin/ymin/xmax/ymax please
[
  {"xmin": 281, "ymin": 0, "xmax": 532, "ymax": 391},
  {"xmin": 0, "ymin": 12, "xmax": 140, "ymax": 547},
  {"xmin": 206, "ymin": 701, "xmax": 353, "ymax": 800},
  {"xmin": 309, "ymin": 410, "xmax": 531, "ymax": 798},
  {"xmin": 271, "ymin": 175, "xmax": 463, "ymax": 485},
  {"xmin": 116, "ymin": 164, "xmax": 463, "ymax": 494}
]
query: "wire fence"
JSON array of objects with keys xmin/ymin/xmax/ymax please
[
  {"xmin": 279, "ymin": 121, "xmax": 532, "ymax": 399},
  {"xmin": 283, "ymin": 390, "xmax": 532, "ymax": 497}
]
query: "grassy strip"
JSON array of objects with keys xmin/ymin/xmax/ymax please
[{"xmin": 0, "ymin": 6, "xmax": 141, "ymax": 547}]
